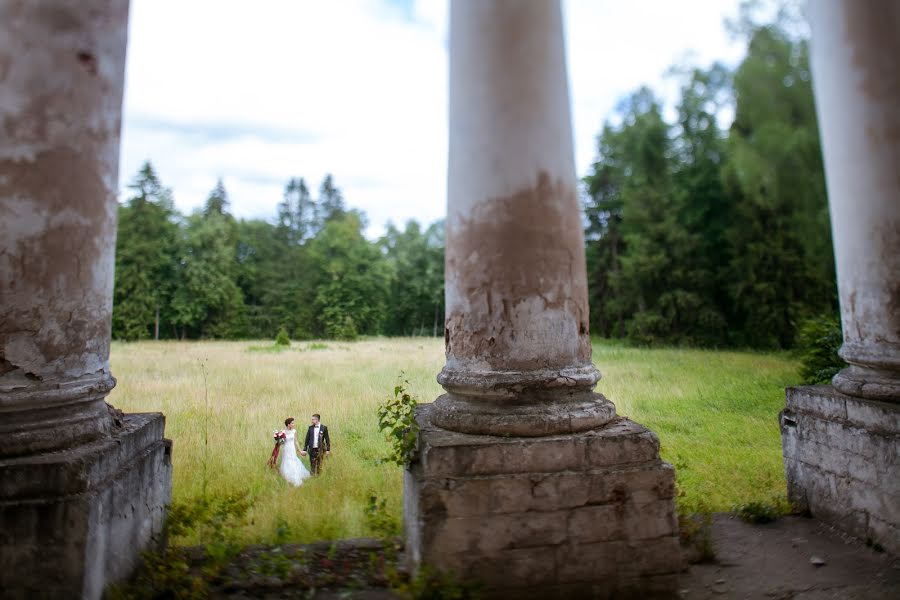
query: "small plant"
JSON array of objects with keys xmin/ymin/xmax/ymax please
[
  {"xmin": 732, "ymin": 496, "xmax": 789, "ymax": 524},
  {"xmin": 107, "ymin": 546, "xmax": 207, "ymax": 600},
  {"xmin": 275, "ymin": 326, "xmax": 291, "ymax": 346},
  {"xmin": 796, "ymin": 313, "xmax": 846, "ymax": 384},
  {"xmin": 677, "ymin": 492, "xmax": 715, "ymax": 563},
  {"xmin": 110, "ymin": 492, "xmax": 254, "ymax": 597},
  {"xmin": 364, "ymin": 493, "xmax": 401, "ymax": 538},
  {"xmin": 274, "ymin": 516, "xmax": 292, "ymax": 544},
  {"xmin": 308, "ymin": 342, "xmax": 329, "ymax": 350},
  {"xmin": 391, "ymin": 565, "xmax": 481, "ymax": 600},
  {"xmin": 377, "ymin": 375, "xmax": 420, "ymax": 467}
]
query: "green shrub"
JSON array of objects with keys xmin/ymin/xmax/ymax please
[
  {"xmin": 731, "ymin": 496, "xmax": 792, "ymax": 523},
  {"xmin": 796, "ymin": 314, "xmax": 846, "ymax": 384},
  {"xmin": 393, "ymin": 565, "xmax": 482, "ymax": 600},
  {"xmin": 677, "ymin": 492, "xmax": 715, "ymax": 563},
  {"xmin": 275, "ymin": 326, "xmax": 290, "ymax": 346},
  {"xmin": 364, "ymin": 493, "xmax": 401, "ymax": 538},
  {"xmin": 377, "ymin": 376, "xmax": 419, "ymax": 467}
]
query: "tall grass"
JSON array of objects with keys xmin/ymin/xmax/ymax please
[{"xmin": 108, "ymin": 338, "xmax": 798, "ymax": 545}]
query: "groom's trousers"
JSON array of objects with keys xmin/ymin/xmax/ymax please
[{"xmin": 309, "ymin": 447, "xmax": 323, "ymax": 475}]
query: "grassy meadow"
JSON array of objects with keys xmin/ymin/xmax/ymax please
[{"xmin": 108, "ymin": 338, "xmax": 800, "ymax": 545}]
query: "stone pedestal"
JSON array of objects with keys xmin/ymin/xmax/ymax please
[
  {"xmin": 781, "ymin": 386, "xmax": 899, "ymax": 555},
  {"xmin": 405, "ymin": 405, "xmax": 682, "ymax": 598},
  {"xmin": 0, "ymin": 414, "xmax": 173, "ymax": 599}
]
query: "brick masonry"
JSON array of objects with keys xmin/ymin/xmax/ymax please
[
  {"xmin": 781, "ymin": 385, "xmax": 899, "ymax": 555},
  {"xmin": 404, "ymin": 404, "xmax": 682, "ymax": 598},
  {"xmin": 0, "ymin": 413, "xmax": 173, "ymax": 599}
]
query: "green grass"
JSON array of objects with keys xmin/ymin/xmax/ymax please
[{"xmin": 107, "ymin": 338, "xmax": 798, "ymax": 545}]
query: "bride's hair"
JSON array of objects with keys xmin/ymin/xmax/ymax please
[{"xmin": 284, "ymin": 417, "xmax": 294, "ymax": 427}]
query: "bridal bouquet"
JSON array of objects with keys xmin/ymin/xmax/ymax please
[{"xmin": 268, "ymin": 430, "xmax": 287, "ymax": 468}]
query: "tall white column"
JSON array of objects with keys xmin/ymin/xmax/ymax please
[
  {"xmin": 808, "ymin": 0, "xmax": 900, "ymax": 401},
  {"xmin": 0, "ymin": 0, "xmax": 129, "ymax": 455},
  {"xmin": 434, "ymin": 0, "xmax": 615, "ymax": 436}
]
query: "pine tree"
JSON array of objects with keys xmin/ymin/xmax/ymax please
[{"xmin": 112, "ymin": 162, "xmax": 180, "ymax": 340}]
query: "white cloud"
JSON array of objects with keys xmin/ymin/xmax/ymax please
[{"xmin": 119, "ymin": 0, "xmax": 744, "ymax": 237}]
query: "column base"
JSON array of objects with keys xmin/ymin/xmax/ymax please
[
  {"xmin": 432, "ymin": 392, "xmax": 616, "ymax": 437},
  {"xmin": 404, "ymin": 404, "xmax": 682, "ymax": 599},
  {"xmin": 781, "ymin": 385, "xmax": 899, "ymax": 555},
  {"xmin": 0, "ymin": 412, "xmax": 173, "ymax": 599},
  {"xmin": 832, "ymin": 364, "xmax": 900, "ymax": 402}
]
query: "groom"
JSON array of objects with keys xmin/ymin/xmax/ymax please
[{"xmin": 300, "ymin": 413, "xmax": 331, "ymax": 475}]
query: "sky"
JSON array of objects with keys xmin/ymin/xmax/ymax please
[{"xmin": 119, "ymin": 0, "xmax": 747, "ymax": 238}]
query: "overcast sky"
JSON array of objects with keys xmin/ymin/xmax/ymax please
[{"xmin": 119, "ymin": 0, "xmax": 746, "ymax": 238}]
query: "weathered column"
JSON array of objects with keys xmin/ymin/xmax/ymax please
[
  {"xmin": 811, "ymin": 0, "xmax": 900, "ymax": 402},
  {"xmin": 0, "ymin": 2, "xmax": 172, "ymax": 598},
  {"xmin": 404, "ymin": 2, "xmax": 681, "ymax": 596},
  {"xmin": 780, "ymin": 0, "xmax": 900, "ymax": 556},
  {"xmin": 433, "ymin": 0, "xmax": 615, "ymax": 438}
]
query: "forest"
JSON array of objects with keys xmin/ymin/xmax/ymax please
[{"xmin": 112, "ymin": 10, "xmax": 836, "ymax": 350}]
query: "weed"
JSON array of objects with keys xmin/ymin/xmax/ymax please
[
  {"xmin": 391, "ymin": 565, "xmax": 481, "ymax": 600},
  {"xmin": 377, "ymin": 375, "xmax": 420, "ymax": 467},
  {"xmin": 732, "ymin": 496, "xmax": 790, "ymax": 524},
  {"xmin": 364, "ymin": 493, "xmax": 401, "ymax": 538},
  {"xmin": 677, "ymin": 491, "xmax": 715, "ymax": 563}
]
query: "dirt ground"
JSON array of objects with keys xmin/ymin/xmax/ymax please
[
  {"xmin": 210, "ymin": 514, "xmax": 899, "ymax": 599},
  {"xmin": 679, "ymin": 514, "xmax": 899, "ymax": 599}
]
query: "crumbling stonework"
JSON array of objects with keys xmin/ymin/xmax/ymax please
[
  {"xmin": 0, "ymin": 414, "xmax": 173, "ymax": 599},
  {"xmin": 405, "ymin": 406, "xmax": 682, "ymax": 598},
  {"xmin": 781, "ymin": 386, "xmax": 899, "ymax": 555}
]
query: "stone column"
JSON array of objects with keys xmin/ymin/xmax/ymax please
[
  {"xmin": 404, "ymin": 2, "xmax": 681, "ymax": 596},
  {"xmin": 434, "ymin": 0, "xmax": 615, "ymax": 438},
  {"xmin": 0, "ymin": 0, "xmax": 124, "ymax": 457},
  {"xmin": 0, "ymin": 2, "xmax": 172, "ymax": 597},
  {"xmin": 809, "ymin": 0, "xmax": 900, "ymax": 402},
  {"xmin": 779, "ymin": 0, "xmax": 900, "ymax": 557}
]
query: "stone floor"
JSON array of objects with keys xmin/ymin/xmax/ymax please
[
  {"xmin": 680, "ymin": 514, "xmax": 899, "ymax": 600},
  {"xmin": 208, "ymin": 514, "xmax": 899, "ymax": 599}
]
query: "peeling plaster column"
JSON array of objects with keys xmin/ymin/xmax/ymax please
[
  {"xmin": 0, "ymin": 0, "xmax": 130, "ymax": 455},
  {"xmin": 808, "ymin": 0, "xmax": 900, "ymax": 402},
  {"xmin": 432, "ymin": 0, "xmax": 615, "ymax": 436}
]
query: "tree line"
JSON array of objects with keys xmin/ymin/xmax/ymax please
[
  {"xmin": 582, "ymin": 7, "xmax": 835, "ymax": 348},
  {"xmin": 113, "ymin": 9, "xmax": 836, "ymax": 349},
  {"xmin": 113, "ymin": 167, "xmax": 444, "ymax": 341}
]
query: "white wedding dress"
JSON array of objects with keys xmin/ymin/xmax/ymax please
[{"xmin": 279, "ymin": 429, "xmax": 310, "ymax": 486}]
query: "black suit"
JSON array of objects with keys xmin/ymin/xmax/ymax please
[{"xmin": 303, "ymin": 424, "xmax": 331, "ymax": 474}]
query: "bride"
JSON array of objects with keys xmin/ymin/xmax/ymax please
[{"xmin": 279, "ymin": 417, "xmax": 310, "ymax": 486}]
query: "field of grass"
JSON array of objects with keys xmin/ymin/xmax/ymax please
[{"xmin": 108, "ymin": 338, "xmax": 800, "ymax": 545}]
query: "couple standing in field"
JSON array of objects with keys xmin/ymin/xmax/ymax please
[{"xmin": 269, "ymin": 413, "xmax": 332, "ymax": 486}]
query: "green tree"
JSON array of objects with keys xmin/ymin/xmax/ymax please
[
  {"xmin": 316, "ymin": 174, "xmax": 346, "ymax": 226},
  {"xmin": 170, "ymin": 183, "xmax": 245, "ymax": 338},
  {"xmin": 381, "ymin": 220, "xmax": 445, "ymax": 336},
  {"xmin": 276, "ymin": 177, "xmax": 315, "ymax": 246},
  {"xmin": 308, "ymin": 211, "xmax": 390, "ymax": 339},
  {"xmin": 112, "ymin": 162, "xmax": 180, "ymax": 340},
  {"xmin": 723, "ymin": 20, "xmax": 835, "ymax": 347}
]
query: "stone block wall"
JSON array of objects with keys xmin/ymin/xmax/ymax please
[
  {"xmin": 404, "ymin": 403, "xmax": 682, "ymax": 598},
  {"xmin": 0, "ymin": 413, "xmax": 172, "ymax": 599},
  {"xmin": 781, "ymin": 385, "xmax": 899, "ymax": 555}
]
